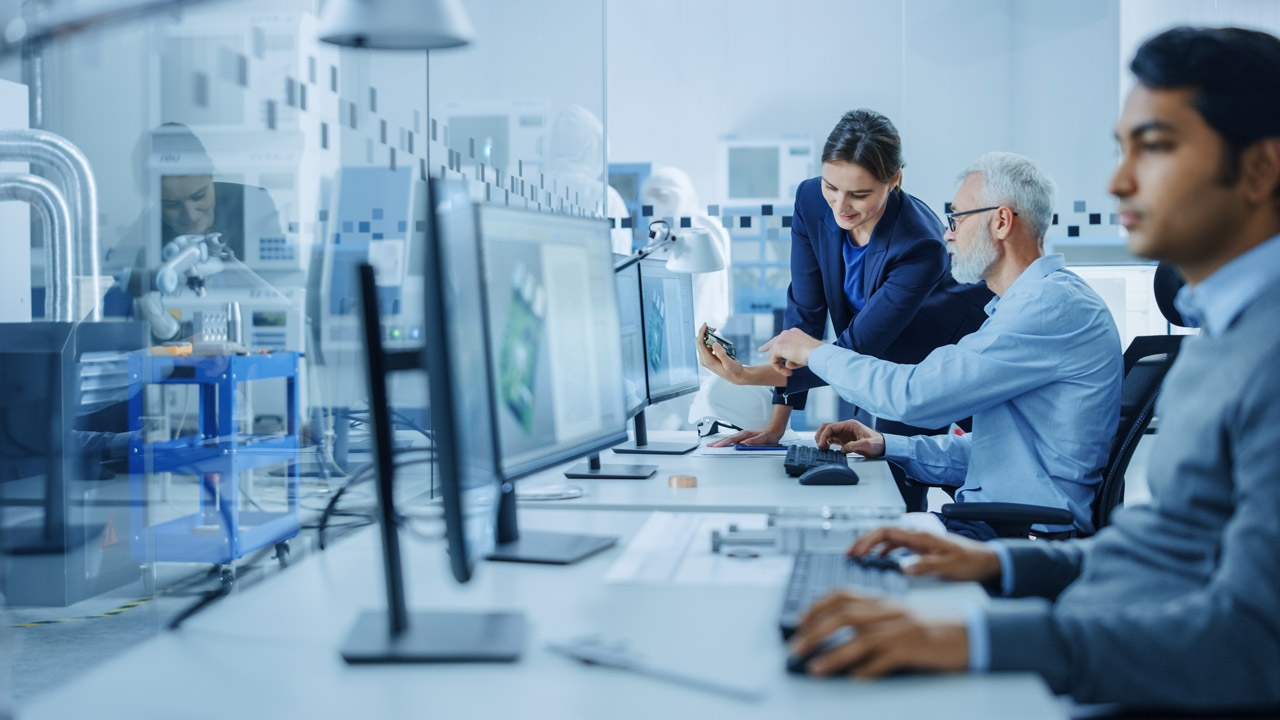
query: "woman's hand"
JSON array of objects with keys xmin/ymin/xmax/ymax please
[
  {"xmin": 706, "ymin": 424, "xmax": 786, "ymax": 448},
  {"xmin": 695, "ymin": 323, "xmax": 748, "ymax": 384},
  {"xmin": 814, "ymin": 419, "xmax": 885, "ymax": 459}
]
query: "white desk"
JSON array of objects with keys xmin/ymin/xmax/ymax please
[
  {"xmin": 514, "ymin": 431, "xmax": 906, "ymax": 515},
  {"xmin": 21, "ymin": 509, "xmax": 1064, "ymax": 719}
]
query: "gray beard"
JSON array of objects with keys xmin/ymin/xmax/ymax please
[{"xmin": 951, "ymin": 227, "xmax": 1000, "ymax": 285}]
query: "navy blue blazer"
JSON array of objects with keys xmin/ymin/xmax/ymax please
[{"xmin": 776, "ymin": 178, "xmax": 992, "ymax": 409}]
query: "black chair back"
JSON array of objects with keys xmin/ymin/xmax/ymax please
[{"xmin": 1092, "ymin": 335, "xmax": 1183, "ymax": 531}]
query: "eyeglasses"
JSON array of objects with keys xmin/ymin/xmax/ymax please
[{"xmin": 945, "ymin": 206, "xmax": 1018, "ymax": 232}]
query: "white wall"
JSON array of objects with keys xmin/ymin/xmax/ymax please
[
  {"xmin": 607, "ymin": 0, "xmax": 1120, "ymax": 230},
  {"xmin": 1120, "ymin": 0, "xmax": 1280, "ymax": 102}
]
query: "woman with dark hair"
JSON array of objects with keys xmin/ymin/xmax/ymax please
[{"xmin": 697, "ymin": 109, "xmax": 991, "ymax": 510}]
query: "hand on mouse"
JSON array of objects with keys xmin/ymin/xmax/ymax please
[{"xmin": 788, "ymin": 591, "xmax": 968, "ymax": 678}]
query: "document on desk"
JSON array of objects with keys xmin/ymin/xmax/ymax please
[{"xmin": 604, "ymin": 512, "xmax": 793, "ymax": 587}]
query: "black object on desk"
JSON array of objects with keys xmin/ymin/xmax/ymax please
[
  {"xmin": 563, "ymin": 451, "xmax": 657, "ymax": 480},
  {"xmin": 340, "ymin": 194, "xmax": 528, "ymax": 664},
  {"xmin": 783, "ymin": 445, "xmax": 858, "ymax": 485},
  {"xmin": 798, "ymin": 464, "xmax": 860, "ymax": 486}
]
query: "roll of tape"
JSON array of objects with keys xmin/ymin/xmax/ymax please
[{"xmin": 668, "ymin": 475, "xmax": 697, "ymax": 489}]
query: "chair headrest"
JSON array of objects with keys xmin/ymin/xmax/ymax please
[{"xmin": 1153, "ymin": 262, "xmax": 1190, "ymax": 327}]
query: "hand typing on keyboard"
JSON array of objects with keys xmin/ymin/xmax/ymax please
[
  {"xmin": 848, "ymin": 527, "xmax": 1002, "ymax": 583},
  {"xmin": 786, "ymin": 591, "xmax": 969, "ymax": 679},
  {"xmin": 813, "ymin": 419, "xmax": 885, "ymax": 459}
]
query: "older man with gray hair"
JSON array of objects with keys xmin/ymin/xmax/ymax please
[{"xmin": 764, "ymin": 152, "xmax": 1122, "ymax": 539}]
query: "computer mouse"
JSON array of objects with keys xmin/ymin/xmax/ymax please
[
  {"xmin": 786, "ymin": 627, "xmax": 855, "ymax": 675},
  {"xmin": 797, "ymin": 464, "xmax": 860, "ymax": 486}
]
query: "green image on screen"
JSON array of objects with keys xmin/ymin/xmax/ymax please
[
  {"xmin": 646, "ymin": 289, "xmax": 665, "ymax": 373},
  {"xmin": 499, "ymin": 266, "xmax": 543, "ymax": 433}
]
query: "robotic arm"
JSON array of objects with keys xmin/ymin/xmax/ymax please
[{"xmin": 121, "ymin": 233, "xmax": 231, "ymax": 342}]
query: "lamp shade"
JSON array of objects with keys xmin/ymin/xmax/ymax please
[
  {"xmin": 318, "ymin": 0, "xmax": 475, "ymax": 49},
  {"xmin": 665, "ymin": 227, "xmax": 725, "ymax": 273}
]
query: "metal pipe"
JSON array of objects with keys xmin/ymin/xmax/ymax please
[
  {"xmin": 0, "ymin": 129, "xmax": 101, "ymax": 320},
  {"xmin": 0, "ymin": 173, "xmax": 73, "ymax": 321}
]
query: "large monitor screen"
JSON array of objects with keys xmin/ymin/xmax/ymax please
[
  {"xmin": 614, "ymin": 256, "xmax": 647, "ymax": 418},
  {"xmin": 638, "ymin": 260, "xmax": 700, "ymax": 403},
  {"xmin": 423, "ymin": 180, "xmax": 501, "ymax": 582},
  {"xmin": 477, "ymin": 206, "xmax": 628, "ymax": 479}
]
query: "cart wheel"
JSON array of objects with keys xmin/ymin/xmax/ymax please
[
  {"xmin": 218, "ymin": 564, "xmax": 236, "ymax": 587},
  {"xmin": 274, "ymin": 540, "xmax": 291, "ymax": 568},
  {"xmin": 140, "ymin": 564, "xmax": 157, "ymax": 596}
]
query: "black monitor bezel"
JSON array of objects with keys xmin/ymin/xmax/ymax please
[
  {"xmin": 422, "ymin": 180, "xmax": 503, "ymax": 584},
  {"xmin": 637, "ymin": 258, "xmax": 701, "ymax": 405},
  {"xmin": 613, "ymin": 255, "xmax": 649, "ymax": 420},
  {"xmin": 474, "ymin": 204, "xmax": 629, "ymax": 482}
]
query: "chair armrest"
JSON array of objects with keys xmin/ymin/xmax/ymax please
[{"xmin": 940, "ymin": 502, "xmax": 1074, "ymax": 527}]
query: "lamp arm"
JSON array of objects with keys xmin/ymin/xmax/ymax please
[{"xmin": 613, "ymin": 220, "xmax": 675, "ymax": 273}]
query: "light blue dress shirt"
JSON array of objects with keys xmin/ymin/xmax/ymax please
[
  {"xmin": 808, "ymin": 253, "xmax": 1122, "ymax": 534},
  {"xmin": 967, "ymin": 232, "xmax": 1280, "ymax": 673}
]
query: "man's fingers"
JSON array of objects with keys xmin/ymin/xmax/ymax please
[
  {"xmin": 851, "ymin": 643, "xmax": 910, "ymax": 680},
  {"xmin": 810, "ymin": 629, "xmax": 895, "ymax": 677},
  {"xmin": 858, "ymin": 528, "xmax": 943, "ymax": 557},
  {"xmin": 848, "ymin": 527, "xmax": 895, "ymax": 557},
  {"xmin": 791, "ymin": 605, "xmax": 906, "ymax": 658},
  {"xmin": 901, "ymin": 556, "xmax": 956, "ymax": 577}
]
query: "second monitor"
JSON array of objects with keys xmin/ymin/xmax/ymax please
[{"xmin": 612, "ymin": 259, "xmax": 702, "ymax": 455}]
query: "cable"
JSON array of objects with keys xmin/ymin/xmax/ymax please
[{"xmin": 316, "ymin": 452, "xmax": 434, "ymax": 550}]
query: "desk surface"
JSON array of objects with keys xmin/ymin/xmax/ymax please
[
  {"xmin": 22, "ymin": 509, "xmax": 1063, "ymax": 719},
  {"xmin": 515, "ymin": 431, "xmax": 907, "ymax": 515}
]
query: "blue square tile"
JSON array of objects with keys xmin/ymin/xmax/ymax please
[
  {"xmin": 358, "ymin": 221, "xmax": 370, "ymax": 233},
  {"xmin": 372, "ymin": 208, "xmax": 384, "ymax": 220}
]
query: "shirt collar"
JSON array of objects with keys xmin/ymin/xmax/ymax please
[
  {"xmin": 983, "ymin": 253, "xmax": 1065, "ymax": 316},
  {"xmin": 1174, "ymin": 232, "xmax": 1280, "ymax": 336}
]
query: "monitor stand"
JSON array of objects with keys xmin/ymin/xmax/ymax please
[
  {"xmin": 610, "ymin": 410, "xmax": 699, "ymax": 455},
  {"xmin": 341, "ymin": 610, "xmax": 525, "ymax": 663},
  {"xmin": 563, "ymin": 452, "xmax": 656, "ymax": 480},
  {"xmin": 341, "ymin": 263, "xmax": 525, "ymax": 664},
  {"xmin": 487, "ymin": 488, "xmax": 618, "ymax": 565}
]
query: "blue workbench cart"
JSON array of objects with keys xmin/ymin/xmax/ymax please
[{"xmin": 128, "ymin": 352, "xmax": 301, "ymax": 583}]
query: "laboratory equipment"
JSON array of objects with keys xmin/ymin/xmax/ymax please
[
  {"xmin": 717, "ymin": 135, "xmax": 814, "ymax": 206},
  {"xmin": 0, "ymin": 321, "xmax": 149, "ymax": 605}
]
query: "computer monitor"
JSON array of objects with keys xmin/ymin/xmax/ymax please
[
  {"xmin": 616, "ymin": 257, "xmax": 649, "ymax": 419},
  {"xmin": 340, "ymin": 181, "xmax": 523, "ymax": 664},
  {"xmin": 1068, "ymin": 264, "xmax": 1171, "ymax": 348},
  {"xmin": 562, "ymin": 255, "xmax": 658, "ymax": 480},
  {"xmin": 612, "ymin": 259, "xmax": 701, "ymax": 455},
  {"xmin": 475, "ymin": 204, "xmax": 630, "ymax": 480}
]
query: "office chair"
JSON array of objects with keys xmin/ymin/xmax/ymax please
[{"xmin": 939, "ymin": 263, "xmax": 1188, "ymax": 539}]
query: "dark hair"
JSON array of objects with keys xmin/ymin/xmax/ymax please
[
  {"xmin": 821, "ymin": 109, "xmax": 904, "ymax": 186},
  {"xmin": 1131, "ymin": 27, "xmax": 1280, "ymax": 186}
]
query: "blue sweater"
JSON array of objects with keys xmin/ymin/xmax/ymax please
[{"xmin": 985, "ymin": 273, "xmax": 1280, "ymax": 706}]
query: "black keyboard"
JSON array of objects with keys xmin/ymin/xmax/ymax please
[
  {"xmin": 778, "ymin": 552, "xmax": 907, "ymax": 638},
  {"xmin": 783, "ymin": 445, "xmax": 848, "ymax": 477}
]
